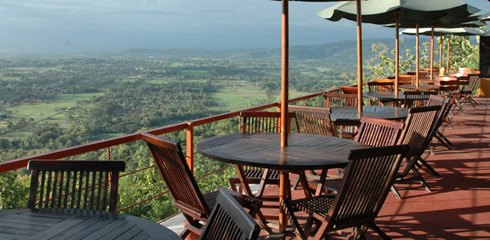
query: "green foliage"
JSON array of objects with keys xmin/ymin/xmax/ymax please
[{"xmin": 0, "ymin": 171, "xmax": 29, "ymax": 209}]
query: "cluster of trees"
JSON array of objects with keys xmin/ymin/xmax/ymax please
[{"xmin": 0, "ymin": 51, "xmax": 357, "ymax": 220}]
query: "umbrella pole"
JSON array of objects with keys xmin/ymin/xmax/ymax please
[
  {"xmin": 279, "ymin": 0, "xmax": 289, "ymax": 234},
  {"xmin": 439, "ymin": 35, "xmax": 443, "ymax": 71},
  {"xmin": 416, "ymin": 22, "xmax": 420, "ymax": 88},
  {"xmin": 395, "ymin": 12, "xmax": 399, "ymax": 97},
  {"xmin": 356, "ymin": 0, "xmax": 362, "ymax": 114},
  {"xmin": 446, "ymin": 37, "xmax": 450, "ymax": 74},
  {"xmin": 280, "ymin": 0, "xmax": 289, "ymax": 148},
  {"xmin": 430, "ymin": 26, "xmax": 434, "ymax": 81}
]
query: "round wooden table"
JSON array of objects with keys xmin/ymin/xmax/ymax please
[
  {"xmin": 0, "ymin": 208, "xmax": 180, "ymax": 240},
  {"xmin": 197, "ymin": 133, "xmax": 368, "ymax": 232},
  {"xmin": 399, "ymin": 84, "xmax": 440, "ymax": 91},
  {"xmin": 330, "ymin": 105, "xmax": 408, "ymax": 124}
]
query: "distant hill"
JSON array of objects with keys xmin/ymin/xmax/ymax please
[{"xmin": 124, "ymin": 38, "xmax": 418, "ymax": 63}]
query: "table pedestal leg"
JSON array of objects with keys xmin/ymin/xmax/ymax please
[{"xmin": 279, "ymin": 172, "xmax": 289, "ymax": 233}]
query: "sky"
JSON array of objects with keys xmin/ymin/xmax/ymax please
[{"xmin": 0, "ymin": 0, "xmax": 488, "ymax": 53}]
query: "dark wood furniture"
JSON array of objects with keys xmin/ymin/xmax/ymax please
[
  {"xmin": 197, "ymin": 133, "xmax": 369, "ymax": 232},
  {"xmin": 427, "ymin": 95, "xmax": 452, "ymax": 153},
  {"xmin": 281, "ymin": 145, "xmax": 409, "ymax": 240},
  {"xmin": 399, "ymin": 84, "xmax": 440, "ymax": 91},
  {"xmin": 392, "ymin": 105, "xmax": 441, "ymax": 199},
  {"xmin": 330, "ymin": 105, "xmax": 408, "ymax": 124},
  {"xmin": 354, "ymin": 116, "xmax": 404, "ymax": 147},
  {"xmin": 363, "ymin": 92, "xmax": 406, "ymax": 107},
  {"xmin": 324, "ymin": 93, "xmax": 359, "ymax": 107},
  {"xmin": 402, "ymin": 91, "xmax": 438, "ymax": 109},
  {"xmin": 27, "ymin": 160, "xmax": 125, "ymax": 212},
  {"xmin": 289, "ymin": 105, "xmax": 335, "ymax": 137},
  {"xmin": 230, "ymin": 111, "xmax": 294, "ymax": 198},
  {"xmin": 141, "ymin": 133, "xmax": 267, "ymax": 238},
  {"xmin": 459, "ymin": 73, "xmax": 479, "ymax": 107},
  {"xmin": 0, "ymin": 208, "xmax": 180, "ymax": 240},
  {"xmin": 199, "ymin": 189, "xmax": 260, "ymax": 240},
  {"xmin": 324, "ymin": 93, "xmax": 360, "ymax": 139},
  {"xmin": 367, "ymin": 81, "xmax": 394, "ymax": 106}
]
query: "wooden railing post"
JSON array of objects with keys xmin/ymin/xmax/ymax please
[
  {"xmin": 186, "ymin": 123, "xmax": 194, "ymax": 174},
  {"xmin": 107, "ymin": 147, "xmax": 111, "ymax": 160}
]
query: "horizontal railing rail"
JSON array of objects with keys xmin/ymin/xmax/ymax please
[{"xmin": 0, "ymin": 86, "xmax": 348, "ymax": 214}]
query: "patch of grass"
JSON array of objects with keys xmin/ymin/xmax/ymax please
[{"xmin": 210, "ymin": 80, "xmax": 267, "ymax": 111}]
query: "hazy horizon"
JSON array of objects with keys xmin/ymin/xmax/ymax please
[{"xmin": 0, "ymin": 0, "xmax": 487, "ymax": 54}]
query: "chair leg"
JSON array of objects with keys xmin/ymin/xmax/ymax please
[
  {"xmin": 411, "ymin": 167, "xmax": 432, "ymax": 193},
  {"xmin": 435, "ymin": 134, "xmax": 452, "ymax": 150},
  {"xmin": 437, "ymin": 131, "xmax": 453, "ymax": 146},
  {"xmin": 418, "ymin": 157, "xmax": 440, "ymax": 177},
  {"xmin": 390, "ymin": 185, "xmax": 402, "ymax": 199},
  {"xmin": 370, "ymin": 223, "xmax": 392, "ymax": 240}
]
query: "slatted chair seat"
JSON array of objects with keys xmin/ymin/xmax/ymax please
[
  {"xmin": 199, "ymin": 189, "xmax": 261, "ymax": 240},
  {"xmin": 141, "ymin": 133, "xmax": 270, "ymax": 238},
  {"xmin": 27, "ymin": 160, "xmax": 125, "ymax": 212},
  {"xmin": 282, "ymin": 145, "xmax": 409, "ymax": 240}
]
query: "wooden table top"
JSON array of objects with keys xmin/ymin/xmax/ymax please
[
  {"xmin": 363, "ymin": 92, "xmax": 407, "ymax": 100},
  {"xmin": 330, "ymin": 105, "xmax": 408, "ymax": 123},
  {"xmin": 399, "ymin": 84, "xmax": 440, "ymax": 91},
  {"xmin": 197, "ymin": 133, "xmax": 368, "ymax": 171},
  {"xmin": 0, "ymin": 209, "xmax": 180, "ymax": 240}
]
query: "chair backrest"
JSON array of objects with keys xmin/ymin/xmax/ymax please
[
  {"xmin": 199, "ymin": 189, "xmax": 260, "ymax": 240},
  {"xmin": 397, "ymin": 105, "xmax": 441, "ymax": 158},
  {"xmin": 323, "ymin": 93, "xmax": 359, "ymax": 107},
  {"xmin": 27, "ymin": 160, "xmax": 125, "ymax": 212},
  {"xmin": 368, "ymin": 81, "xmax": 394, "ymax": 93},
  {"xmin": 326, "ymin": 145, "xmax": 409, "ymax": 230},
  {"xmin": 354, "ymin": 117, "xmax": 404, "ymax": 147},
  {"xmin": 239, "ymin": 111, "xmax": 293, "ymax": 134},
  {"xmin": 426, "ymin": 95, "xmax": 450, "ymax": 140},
  {"xmin": 288, "ymin": 105, "xmax": 335, "ymax": 137},
  {"xmin": 141, "ymin": 133, "xmax": 211, "ymax": 219},
  {"xmin": 340, "ymin": 86, "xmax": 358, "ymax": 94},
  {"xmin": 462, "ymin": 74, "xmax": 479, "ymax": 93},
  {"xmin": 403, "ymin": 91, "xmax": 437, "ymax": 108}
]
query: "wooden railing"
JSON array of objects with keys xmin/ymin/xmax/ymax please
[{"xmin": 0, "ymin": 88, "xmax": 335, "ymax": 214}]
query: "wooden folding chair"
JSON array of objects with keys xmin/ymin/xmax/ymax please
[
  {"xmin": 426, "ymin": 95, "xmax": 452, "ymax": 153},
  {"xmin": 367, "ymin": 81, "xmax": 394, "ymax": 106},
  {"xmin": 289, "ymin": 105, "xmax": 336, "ymax": 137},
  {"xmin": 354, "ymin": 116, "xmax": 404, "ymax": 147},
  {"xmin": 141, "ymin": 133, "xmax": 269, "ymax": 238},
  {"xmin": 392, "ymin": 105, "xmax": 441, "ymax": 199},
  {"xmin": 199, "ymin": 189, "xmax": 260, "ymax": 240},
  {"xmin": 282, "ymin": 145, "xmax": 409, "ymax": 240},
  {"xmin": 27, "ymin": 160, "xmax": 125, "ymax": 212},
  {"xmin": 323, "ymin": 93, "xmax": 360, "ymax": 139}
]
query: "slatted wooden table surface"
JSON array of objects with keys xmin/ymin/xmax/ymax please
[
  {"xmin": 197, "ymin": 133, "xmax": 367, "ymax": 171},
  {"xmin": 330, "ymin": 105, "xmax": 408, "ymax": 124},
  {"xmin": 197, "ymin": 133, "xmax": 368, "ymax": 233},
  {"xmin": 0, "ymin": 209, "xmax": 180, "ymax": 240}
]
